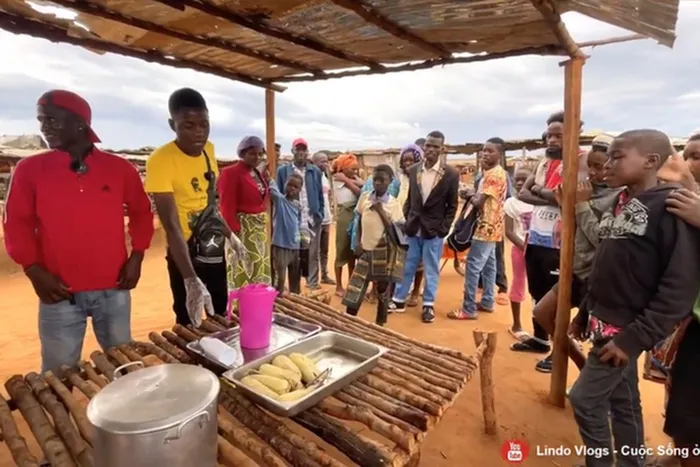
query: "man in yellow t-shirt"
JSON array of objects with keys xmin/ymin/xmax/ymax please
[{"xmin": 144, "ymin": 88, "xmax": 227, "ymax": 326}]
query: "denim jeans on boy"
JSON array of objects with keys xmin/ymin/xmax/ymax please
[
  {"xmin": 568, "ymin": 342, "xmax": 644, "ymax": 467},
  {"xmin": 462, "ymin": 239, "xmax": 497, "ymax": 315},
  {"xmin": 392, "ymin": 236, "xmax": 442, "ymax": 307},
  {"xmin": 39, "ymin": 289, "xmax": 132, "ymax": 374}
]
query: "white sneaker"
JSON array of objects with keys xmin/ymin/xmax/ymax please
[{"xmin": 388, "ymin": 302, "xmax": 406, "ymax": 313}]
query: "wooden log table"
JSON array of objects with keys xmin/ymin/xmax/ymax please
[{"xmin": 0, "ymin": 294, "xmax": 498, "ymax": 467}]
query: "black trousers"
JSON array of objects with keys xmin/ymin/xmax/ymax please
[
  {"xmin": 478, "ymin": 240, "xmax": 508, "ymax": 293},
  {"xmin": 346, "ymin": 281, "xmax": 390, "ymax": 325},
  {"xmin": 272, "ymin": 246, "xmax": 301, "ymax": 294},
  {"xmin": 524, "ymin": 244, "xmax": 560, "ymax": 342},
  {"xmin": 320, "ymin": 224, "xmax": 331, "ymax": 277},
  {"xmin": 166, "ymin": 254, "xmax": 228, "ymax": 326}
]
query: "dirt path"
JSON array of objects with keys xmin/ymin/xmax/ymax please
[{"xmin": 0, "ymin": 231, "xmax": 669, "ymax": 466}]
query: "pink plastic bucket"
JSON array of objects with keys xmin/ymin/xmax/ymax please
[{"xmin": 227, "ymin": 284, "xmax": 278, "ymax": 349}]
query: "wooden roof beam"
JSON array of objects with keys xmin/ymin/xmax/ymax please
[
  {"xmin": 329, "ymin": 0, "xmax": 451, "ymax": 59},
  {"xmin": 153, "ymin": 0, "xmax": 384, "ymax": 70},
  {"xmin": 529, "ymin": 0, "xmax": 585, "ymax": 58},
  {"xmin": 46, "ymin": 0, "xmax": 324, "ymax": 75},
  {"xmin": 0, "ymin": 11, "xmax": 285, "ymax": 91}
]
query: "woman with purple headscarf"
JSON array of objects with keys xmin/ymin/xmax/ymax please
[{"xmin": 219, "ymin": 136, "xmax": 271, "ymax": 289}]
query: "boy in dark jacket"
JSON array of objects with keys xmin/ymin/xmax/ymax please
[{"xmin": 568, "ymin": 130, "xmax": 700, "ymax": 467}]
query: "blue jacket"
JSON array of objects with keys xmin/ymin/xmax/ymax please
[
  {"xmin": 276, "ymin": 163, "xmax": 325, "ymax": 225},
  {"xmin": 269, "ymin": 182, "xmax": 301, "ymax": 250}
]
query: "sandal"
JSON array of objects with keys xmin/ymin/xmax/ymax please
[
  {"xmin": 447, "ymin": 309, "xmax": 478, "ymax": 320},
  {"xmin": 407, "ymin": 296, "xmax": 419, "ymax": 307},
  {"xmin": 496, "ymin": 292, "xmax": 509, "ymax": 306},
  {"xmin": 508, "ymin": 328, "xmax": 531, "ymax": 342},
  {"xmin": 510, "ymin": 338, "xmax": 551, "ymax": 353}
]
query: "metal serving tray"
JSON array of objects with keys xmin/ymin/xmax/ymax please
[
  {"xmin": 186, "ymin": 313, "xmax": 322, "ymax": 371},
  {"xmin": 222, "ymin": 330, "xmax": 388, "ymax": 417}
]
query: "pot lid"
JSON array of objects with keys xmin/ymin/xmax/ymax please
[{"xmin": 87, "ymin": 364, "xmax": 220, "ymax": 434}]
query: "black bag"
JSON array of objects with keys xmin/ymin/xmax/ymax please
[
  {"xmin": 446, "ymin": 203, "xmax": 479, "ymax": 252},
  {"xmin": 188, "ymin": 151, "xmax": 227, "ymax": 266},
  {"xmin": 386, "ymin": 220, "xmax": 409, "ymax": 251}
]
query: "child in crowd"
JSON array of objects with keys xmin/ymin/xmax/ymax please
[
  {"xmin": 567, "ymin": 130, "xmax": 700, "ymax": 467},
  {"xmin": 503, "ymin": 167, "xmax": 533, "ymax": 340},
  {"xmin": 343, "ymin": 165, "xmax": 405, "ymax": 326},
  {"xmin": 531, "ymin": 133, "xmax": 622, "ymax": 373},
  {"xmin": 270, "ymin": 173, "xmax": 304, "ymax": 294}
]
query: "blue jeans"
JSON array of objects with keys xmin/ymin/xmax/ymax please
[
  {"xmin": 38, "ymin": 289, "xmax": 131, "ymax": 374},
  {"xmin": 393, "ymin": 236, "xmax": 442, "ymax": 307},
  {"xmin": 462, "ymin": 239, "xmax": 496, "ymax": 314}
]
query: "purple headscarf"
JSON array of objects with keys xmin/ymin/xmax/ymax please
[
  {"xmin": 237, "ymin": 135, "xmax": 264, "ymax": 158},
  {"xmin": 400, "ymin": 143, "xmax": 424, "ymax": 164}
]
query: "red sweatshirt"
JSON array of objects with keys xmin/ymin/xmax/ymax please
[{"xmin": 3, "ymin": 149, "xmax": 154, "ymax": 292}]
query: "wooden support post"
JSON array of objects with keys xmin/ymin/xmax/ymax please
[
  {"xmin": 473, "ymin": 330, "xmax": 498, "ymax": 435},
  {"xmin": 265, "ymin": 89, "xmax": 276, "ymax": 247},
  {"xmin": 549, "ymin": 56, "xmax": 584, "ymax": 408}
]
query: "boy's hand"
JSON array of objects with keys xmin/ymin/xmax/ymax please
[
  {"xmin": 666, "ymin": 188, "xmax": 700, "ymax": 229},
  {"xmin": 568, "ymin": 318, "xmax": 588, "ymax": 341},
  {"xmin": 355, "ymin": 245, "xmax": 364, "ymax": 257},
  {"xmin": 598, "ymin": 341, "xmax": 629, "ymax": 367},
  {"xmin": 370, "ymin": 201, "xmax": 384, "ymax": 213},
  {"xmin": 575, "ymin": 181, "xmax": 593, "ymax": 203}
]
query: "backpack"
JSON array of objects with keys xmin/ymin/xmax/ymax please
[
  {"xmin": 446, "ymin": 203, "xmax": 479, "ymax": 252},
  {"xmin": 188, "ymin": 151, "xmax": 226, "ymax": 265}
]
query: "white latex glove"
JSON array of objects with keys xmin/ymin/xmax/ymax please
[
  {"xmin": 229, "ymin": 233, "xmax": 248, "ymax": 262},
  {"xmin": 184, "ymin": 276, "xmax": 214, "ymax": 328}
]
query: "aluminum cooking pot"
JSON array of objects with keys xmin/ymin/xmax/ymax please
[{"xmin": 87, "ymin": 362, "xmax": 219, "ymax": 467}]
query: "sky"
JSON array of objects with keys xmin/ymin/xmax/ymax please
[{"xmin": 0, "ymin": 2, "xmax": 699, "ymax": 159}]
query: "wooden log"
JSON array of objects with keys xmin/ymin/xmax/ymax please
[
  {"xmin": 210, "ymin": 314, "xmax": 238, "ymax": 328},
  {"xmin": 294, "ymin": 408, "xmax": 399, "ymax": 467},
  {"xmin": 378, "ymin": 357, "xmax": 460, "ymax": 392},
  {"xmin": 44, "ymin": 371, "xmax": 93, "ymax": 446},
  {"xmin": 382, "ymin": 352, "xmax": 463, "ymax": 389},
  {"xmin": 0, "ymin": 392, "xmax": 39, "ymax": 466},
  {"xmin": 61, "ymin": 367, "xmax": 98, "ymax": 400},
  {"xmin": 162, "ymin": 330, "xmax": 192, "ymax": 350},
  {"xmin": 222, "ymin": 386, "xmax": 342, "ymax": 467},
  {"xmin": 5, "ymin": 375, "xmax": 77, "ymax": 467},
  {"xmin": 106, "ymin": 348, "xmax": 133, "ymax": 371},
  {"xmin": 148, "ymin": 332, "xmax": 194, "ymax": 364},
  {"xmin": 474, "ymin": 331, "xmax": 498, "ymax": 435},
  {"xmin": 217, "ymin": 435, "xmax": 259, "ymax": 467},
  {"xmin": 218, "ymin": 392, "xmax": 322, "ymax": 467},
  {"xmin": 173, "ymin": 324, "xmax": 200, "ymax": 343},
  {"xmin": 370, "ymin": 368, "xmax": 449, "ymax": 407},
  {"xmin": 133, "ymin": 341, "xmax": 179, "ymax": 364},
  {"xmin": 26, "ymin": 373, "xmax": 94, "ymax": 467},
  {"xmin": 376, "ymin": 361, "xmax": 456, "ymax": 400},
  {"xmin": 317, "ymin": 399, "xmax": 416, "ymax": 453},
  {"xmin": 286, "ymin": 294, "xmax": 473, "ymax": 364},
  {"xmin": 200, "ymin": 319, "xmax": 226, "ymax": 333},
  {"xmin": 118, "ymin": 344, "xmax": 145, "ymax": 364},
  {"xmin": 90, "ymin": 351, "xmax": 116, "ymax": 381},
  {"xmin": 77, "ymin": 362, "xmax": 107, "ymax": 389},
  {"xmin": 342, "ymin": 385, "xmax": 429, "ymax": 431},
  {"xmin": 186, "ymin": 325, "xmax": 206, "ymax": 338},
  {"xmin": 359, "ymin": 374, "xmax": 442, "ymax": 417},
  {"xmin": 333, "ymin": 391, "xmax": 423, "ymax": 438},
  {"xmin": 141, "ymin": 355, "xmax": 166, "ymax": 367},
  {"xmin": 218, "ymin": 409, "xmax": 286, "ymax": 467}
]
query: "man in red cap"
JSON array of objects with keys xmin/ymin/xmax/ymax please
[
  {"xmin": 3, "ymin": 90, "xmax": 154, "ymax": 374},
  {"xmin": 275, "ymin": 138, "xmax": 325, "ymax": 289}
]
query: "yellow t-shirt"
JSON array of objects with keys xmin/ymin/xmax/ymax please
[
  {"xmin": 356, "ymin": 193, "xmax": 404, "ymax": 250},
  {"xmin": 144, "ymin": 141, "xmax": 218, "ymax": 240}
]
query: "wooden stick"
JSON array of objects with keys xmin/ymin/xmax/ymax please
[
  {"xmin": 217, "ymin": 435, "xmax": 259, "ymax": 467},
  {"xmin": 294, "ymin": 408, "xmax": 399, "ymax": 467},
  {"xmin": 78, "ymin": 361, "xmax": 107, "ymax": 389},
  {"xmin": 90, "ymin": 351, "xmax": 116, "ymax": 381},
  {"xmin": 210, "ymin": 314, "xmax": 238, "ymax": 328},
  {"xmin": 44, "ymin": 371, "xmax": 93, "ymax": 446},
  {"xmin": 148, "ymin": 332, "xmax": 194, "ymax": 364},
  {"xmin": 5, "ymin": 375, "xmax": 77, "ymax": 467},
  {"xmin": 61, "ymin": 367, "xmax": 98, "ymax": 400},
  {"xmin": 163, "ymin": 330, "xmax": 193, "ymax": 350},
  {"xmin": 382, "ymin": 352, "xmax": 463, "ymax": 389},
  {"xmin": 186, "ymin": 325, "xmax": 207, "ymax": 338},
  {"xmin": 133, "ymin": 341, "xmax": 180, "ymax": 364},
  {"xmin": 343, "ymin": 384, "xmax": 429, "ymax": 431},
  {"xmin": 173, "ymin": 324, "xmax": 200, "ymax": 343},
  {"xmin": 200, "ymin": 319, "xmax": 226, "ymax": 333},
  {"xmin": 376, "ymin": 361, "xmax": 455, "ymax": 400},
  {"xmin": 317, "ymin": 399, "xmax": 416, "ymax": 454},
  {"xmin": 118, "ymin": 344, "xmax": 145, "ymax": 364},
  {"xmin": 142, "ymin": 355, "xmax": 166, "ymax": 367},
  {"xmin": 333, "ymin": 391, "xmax": 423, "ymax": 438},
  {"xmin": 358, "ymin": 374, "xmax": 442, "ymax": 417},
  {"xmin": 0, "ymin": 392, "xmax": 39, "ymax": 466},
  {"xmin": 106, "ymin": 348, "xmax": 133, "ymax": 370},
  {"xmin": 222, "ymin": 386, "xmax": 342, "ymax": 467},
  {"xmin": 218, "ymin": 409, "xmax": 286, "ymax": 467},
  {"xmin": 370, "ymin": 368, "xmax": 449, "ymax": 407},
  {"xmin": 26, "ymin": 373, "xmax": 94, "ymax": 467},
  {"xmin": 474, "ymin": 331, "xmax": 498, "ymax": 435}
]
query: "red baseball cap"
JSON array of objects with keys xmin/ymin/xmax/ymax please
[
  {"xmin": 37, "ymin": 90, "xmax": 101, "ymax": 143},
  {"xmin": 292, "ymin": 138, "xmax": 308, "ymax": 149}
]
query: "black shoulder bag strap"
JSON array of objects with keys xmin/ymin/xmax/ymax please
[{"xmin": 191, "ymin": 149, "xmax": 218, "ymax": 237}]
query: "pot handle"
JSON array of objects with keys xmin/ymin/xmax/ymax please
[
  {"xmin": 163, "ymin": 410, "xmax": 210, "ymax": 444},
  {"xmin": 113, "ymin": 361, "xmax": 145, "ymax": 379}
]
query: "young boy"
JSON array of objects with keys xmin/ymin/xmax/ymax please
[
  {"xmin": 343, "ymin": 165, "xmax": 405, "ymax": 326},
  {"xmin": 270, "ymin": 173, "xmax": 304, "ymax": 294},
  {"xmin": 568, "ymin": 130, "xmax": 700, "ymax": 467}
]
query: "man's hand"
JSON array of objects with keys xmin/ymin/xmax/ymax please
[
  {"xmin": 25, "ymin": 265, "xmax": 72, "ymax": 304},
  {"xmin": 666, "ymin": 188, "xmax": 700, "ymax": 229},
  {"xmin": 117, "ymin": 252, "xmax": 144, "ymax": 290},
  {"xmin": 568, "ymin": 314, "xmax": 589, "ymax": 341},
  {"xmin": 184, "ymin": 276, "xmax": 214, "ymax": 327},
  {"xmin": 598, "ymin": 340, "xmax": 629, "ymax": 367}
]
